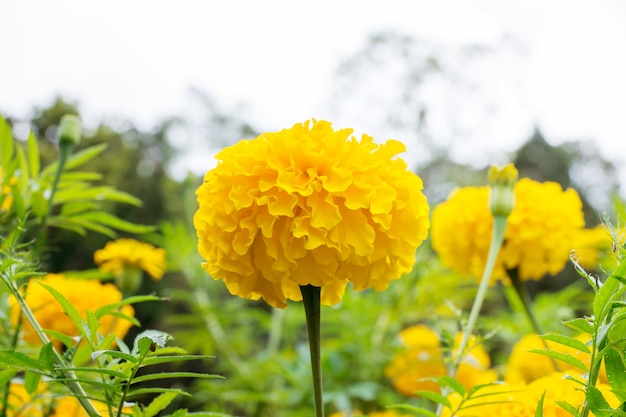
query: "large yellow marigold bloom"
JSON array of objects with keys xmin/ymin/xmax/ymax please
[
  {"xmin": 94, "ymin": 238, "xmax": 167, "ymax": 280},
  {"xmin": 385, "ymin": 325, "xmax": 496, "ymax": 396},
  {"xmin": 431, "ymin": 178, "xmax": 585, "ymax": 283},
  {"xmin": 194, "ymin": 120, "xmax": 430, "ymax": 308},
  {"xmin": 9, "ymin": 274, "xmax": 134, "ymax": 346}
]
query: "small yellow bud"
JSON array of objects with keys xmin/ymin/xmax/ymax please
[
  {"xmin": 57, "ymin": 114, "xmax": 81, "ymax": 146},
  {"xmin": 489, "ymin": 163, "xmax": 518, "ymax": 217}
]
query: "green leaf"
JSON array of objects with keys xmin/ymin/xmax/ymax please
[
  {"xmin": 131, "ymin": 372, "xmax": 223, "ymax": 384},
  {"xmin": 605, "ymin": 347, "xmax": 626, "ymax": 402},
  {"xmin": 40, "ymin": 143, "xmax": 108, "ymax": 179},
  {"xmin": 125, "ymin": 387, "xmax": 189, "ymax": 400},
  {"xmin": 27, "ymin": 130, "xmax": 40, "ymax": 179},
  {"xmin": 54, "ymin": 185, "xmax": 142, "ymax": 206},
  {"xmin": 143, "ymin": 391, "xmax": 179, "ymax": 417},
  {"xmin": 91, "ymin": 350, "xmax": 138, "ymax": 363},
  {"xmin": 386, "ymin": 404, "xmax": 439, "ymax": 417},
  {"xmin": 555, "ymin": 400, "xmax": 580, "ymax": 416},
  {"xmin": 541, "ymin": 333, "xmax": 590, "ymax": 354},
  {"xmin": 535, "ymin": 390, "xmax": 546, "ymax": 417},
  {"xmin": 414, "ymin": 390, "xmax": 451, "ymax": 408},
  {"xmin": 55, "ymin": 366, "xmax": 128, "ymax": 379},
  {"xmin": 43, "ymin": 329, "xmax": 78, "ymax": 350},
  {"xmin": 38, "ymin": 343, "xmax": 55, "ymax": 371},
  {"xmin": 586, "ymin": 385, "xmax": 613, "ymax": 417},
  {"xmin": 436, "ymin": 375, "xmax": 466, "ymax": 396},
  {"xmin": 529, "ymin": 349, "xmax": 588, "ymax": 372},
  {"xmin": 24, "ymin": 371, "xmax": 41, "ymax": 394},
  {"xmin": 0, "ymin": 350, "xmax": 44, "ymax": 373},
  {"xmin": 94, "ymin": 295, "xmax": 161, "ymax": 319},
  {"xmin": 141, "ymin": 355, "xmax": 213, "ymax": 367},
  {"xmin": 38, "ymin": 282, "xmax": 88, "ymax": 338},
  {"xmin": 134, "ymin": 330, "xmax": 171, "ymax": 355},
  {"xmin": 563, "ymin": 318, "xmax": 594, "ymax": 335},
  {"xmin": 70, "ymin": 211, "xmax": 156, "ymax": 234}
]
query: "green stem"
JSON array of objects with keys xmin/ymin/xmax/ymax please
[
  {"xmin": 508, "ymin": 269, "xmax": 560, "ymax": 371},
  {"xmin": 452, "ymin": 215, "xmax": 507, "ymax": 373},
  {"xmin": 300, "ymin": 285, "xmax": 324, "ymax": 417}
]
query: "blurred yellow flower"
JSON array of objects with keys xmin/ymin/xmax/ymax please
[
  {"xmin": 51, "ymin": 396, "xmax": 132, "ymax": 416},
  {"xmin": 0, "ymin": 166, "xmax": 16, "ymax": 212},
  {"xmin": 94, "ymin": 238, "xmax": 167, "ymax": 281},
  {"xmin": 9, "ymin": 273, "xmax": 134, "ymax": 346},
  {"xmin": 194, "ymin": 119, "xmax": 430, "ymax": 308},
  {"xmin": 444, "ymin": 372, "xmax": 618, "ymax": 417},
  {"xmin": 4, "ymin": 381, "xmax": 51, "ymax": 417},
  {"xmin": 432, "ymin": 178, "xmax": 585, "ymax": 283},
  {"xmin": 505, "ymin": 333, "xmax": 607, "ymax": 385},
  {"xmin": 385, "ymin": 325, "xmax": 496, "ymax": 396}
]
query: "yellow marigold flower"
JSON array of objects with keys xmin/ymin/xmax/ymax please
[
  {"xmin": 94, "ymin": 238, "xmax": 167, "ymax": 281},
  {"xmin": 9, "ymin": 273, "xmax": 134, "ymax": 346},
  {"xmin": 432, "ymin": 178, "xmax": 585, "ymax": 283},
  {"xmin": 385, "ymin": 325, "xmax": 496, "ymax": 396},
  {"xmin": 194, "ymin": 119, "xmax": 430, "ymax": 308},
  {"xmin": 505, "ymin": 333, "xmax": 607, "ymax": 385}
]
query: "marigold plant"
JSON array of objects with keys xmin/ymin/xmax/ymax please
[
  {"xmin": 193, "ymin": 119, "xmax": 430, "ymax": 308},
  {"xmin": 9, "ymin": 273, "xmax": 134, "ymax": 346},
  {"xmin": 431, "ymin": 178, "xmax": 585, "ymax": 283}
]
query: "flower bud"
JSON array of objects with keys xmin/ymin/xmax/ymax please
[
  {"xmin": 488, "ymin": 163, "xmax": 518, "ymax": 217},
  {"xmin": 57, "ymin": 114, "xmax": 81, "ymax": 146}
]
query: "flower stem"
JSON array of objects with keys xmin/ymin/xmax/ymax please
[
  {"xmin": 453, "ymin": 215, "xmax": 507, "ymax": 372},
  {"xmin": 300, "ymin": 285, "xmax": 324, "ymax": 417}
]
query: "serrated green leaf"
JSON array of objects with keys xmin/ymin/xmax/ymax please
[
  {"xmin": 131, "ymin": 372, "xmax": 223, "ymax": 384},
  {"xmin": 168, "ymin": 409, "xmax": 188, "ymax": 417},
  {"xmin": 39, "ymin": 282, "xmax": 88, "ymax": 338},
  {"xmin": 586, "ymin": 385, "xmax": 613, "ymax": 417},
  {"xmin": 55, "ymin": 366, "xmax": 128, "ymax": 379},
  {"xmin": 563, "ymin": 318, "xmax": 594, "ymax": 335},
  {"xmin": 41, "ymin": 143, "xmax": 108, "ymax": 179},
  {"xmin": 38, "ymin": 343, "xmax": 55, "ymax": 371},
  {"xmin": 386, "ymin": 404, "xmax": 439, "ymax": 417},
  {"xmin": 60, "ymin": 201, "xmax": 100, "ymax": 216},
  {"xmin": 135, "ymin": 330, "xmax": 170, "ymax": 355},
  {"xmin": 91, "ymin": 350, "xmax": 138, "ymax": 363},
  {"xmin": 70, "ymin": 211, "xmax": 156, "ymax": 234},
  {"xmin": 58, "ymin": 171, "xmax": 103, "ymax": 182},
  {"xmin": 605, "ymin": 347, "xmax": 626, "ymax": 402},
  {"xmin": 0, "ymin": 350, "xmax": 43, "ymax": 372},
  {"xmin": 436, "ymin": 375, "xmax": 466, "ymax": 396},
  {"xmin": 125, "ymin": 387, "xmax": 189, "ymax": 400},
  {"xmin": 43, "ymin": 330, "xmax": 78, "ymax": 350},
  {"xmin": 94, "ymin": 295, "xmax": 161, "ymax": 319},
  {"xmin": 414, "ymin": 390, "xmax": 451, "ymax": 408},
  {"xmin": 529, "ymin": 349, "xmax": 588, "ymax": 372},
  {"xmin": 541, "ymin": 333, "xmax": 590, "ymax": 354},
  {"xmin": 143, "ymin": 391, "xmax": 180, "ymax": 417},
  {"xmin": 55, "ymin": 215, "xmax": 117, "ymax": 237},
  {"xmin": 45, "ymin": 216, "xmax": 88, "ymax": 235},
  {"xmin": 54, "ymin": 185, "xmax": 142, "ymax": 206},
  {"xmin": 141, "ymin": 355, "xmax": 213, "ymax": 367}
]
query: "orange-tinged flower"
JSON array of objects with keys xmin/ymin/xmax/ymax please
[
  {"xmin": 385, "ymin": 325, "xmax": 496, "ymax": 396},
  {"xmin": 9, "ymin": 273, "xmax": 134, "ymax": 346},
  {"xmin": 94, "ymin": 238, "xmax": 167, "ymax": 281},
  {"xmin": 432, "ymin": 178, "xmax": 585, "ymax": 283},
  {"xmin": 194, "ymin": 119, "xmax": 430, "ymax": 308}
]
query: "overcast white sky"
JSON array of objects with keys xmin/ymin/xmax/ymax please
[{"xmin": 1, "ymin": 0, "xmax": 625, "ymax": 188}]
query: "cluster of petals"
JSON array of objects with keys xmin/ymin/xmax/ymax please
[
  {"xmin": 431, "ymin": 178, "xmax": 585, "ymax": 283},
  {"xmin": 385, "ymin": 325, "xmax": 496, "ymax": 396},
  {"xmin": 194, "ymin": 119, "xmax": 430, "ymax": 308},
  {"xmin": 9, "ymin": 273, "xmax": 134, "ymax": 346},
  {"xmin": 94, "ymin": 238, "xmax": 167, "ymax": 280}
]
